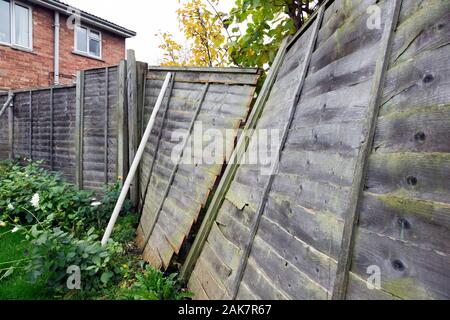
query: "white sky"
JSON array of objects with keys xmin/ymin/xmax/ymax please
[{"xmin": 65, "ymin": 0, "xmax": 236, "ymax": 65}]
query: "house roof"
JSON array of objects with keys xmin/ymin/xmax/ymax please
[{"xmin": 28, "ymin": 0, "xmax": 136, "ymax": 38}]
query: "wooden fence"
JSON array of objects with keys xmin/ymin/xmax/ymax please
[
  {"xmin": 1, "ymin": 0, "xmax": 449, "ymax": 300},
  {"xmin": 182, "ymin": 0, "xmax": 450, "ymax": 300},
  {"xmin": 0, "ymin": 66, "xmax": 121, "ymax": 192},
  {"xmin": 135, "ymin": 67, "xmax": 260, "ymax": 269}
]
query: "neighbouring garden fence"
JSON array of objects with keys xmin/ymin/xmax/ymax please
[{"xmin": 0, "ymin": 66, "xmax": 121, "ymax": 192}]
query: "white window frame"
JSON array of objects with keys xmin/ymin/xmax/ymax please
[
  {"xmin": 0, "ymin": 0, "xmax": 33, "ymax": 50},
  {"xmin": 74, "ymin": 24, "xmax": 102, "ymax": 59}
]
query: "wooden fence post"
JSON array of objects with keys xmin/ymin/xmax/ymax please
[
  {"xmin": 117, "ymin": 60, "xmax": 129, "ymax": 186},
  {"xmin": 8, "ymin": 96, "xmax": 14, "ymax": 160},
  {"xmin": 332, "ymin": 0, "xmax": 402, "ymax": 300},
  {"xmin": 104, "ymin": 67, "xmax": 110, "ymax": 185},
  {"xmin": 75, "ymin": 71, "xmax": 85, "ymax": 190},
  {"xmin": 29, "ymin": 91, "xmax": 33, "ymax": 160},
  {"xmin": 50, "ymin": 88, "xmax": 54, "ymax": 171},
  {"xmin": 127, "ymin": 49, "xmax": 140, "ymax": 207}
]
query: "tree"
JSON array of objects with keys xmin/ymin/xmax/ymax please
[
  {"xmin": 158, "ymin": 0, "xmax": 228, "ymax": 67},
  {"xmin": 227, "ymin": 0, "xmax": 323, "ymax": 70}
]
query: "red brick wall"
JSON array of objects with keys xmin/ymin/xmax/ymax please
[{"xmin": 0, "ymin": 4, "xmax": 126, "ymax": 90}]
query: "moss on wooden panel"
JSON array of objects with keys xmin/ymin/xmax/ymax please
[{"xmin": 384, "ymin": 277, "xmax": 435, "ymax": 300}]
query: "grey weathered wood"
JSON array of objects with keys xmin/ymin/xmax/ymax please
[
  {"xmin": 117, "ymin": 60, "xmax": 128, "ymax": 185},
  {"xmin": 49, "ymin": 88, "xmax": 54, "ymax": 170},
  {"xmin": 138, "ymin": 75, "xmax": 176, "ymax": 214},
  {"xmin": 127, "ymin": 50, "xmax": 139, "ymax": 207},
  {"xmin": 231, "ymin": 6, "xmax": 325, "ymax": 299},
  {"xmin": 332, "ymin": 0, "xmax": 403, "ymax": 300},
  {"xmin": 8, "ymin": 96, "xmax": 14, "ymax": 160},
  {"xmin": 141, "ymin": 83, "xmax": 210, "ymax": 252},
  {"xmin": 75, "ymin": 71, "xmax": 85, "ymax": 190},
  {"xmin": 28, "ymin": 91, "xmax": 33, "ymax": 160},
  {"xmin": 180, "ymin": 37, "xmax": 291, "ymax": 282},
  {"xmin": 104, "ymin": 67, "xmax": 110, "ymax": 184}
]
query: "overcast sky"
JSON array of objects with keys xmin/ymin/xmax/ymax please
[{"xmin": 65, "ymin": 0, "xmax": 235, "ymax": 65}]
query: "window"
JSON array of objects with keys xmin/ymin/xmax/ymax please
[
  {"xmin": 75, "ymin": 25, "xmax": 102, "ymax": 58},
  {"xmin": 0, "ymin": 0, "xmax": 32, "ymax": 49}
]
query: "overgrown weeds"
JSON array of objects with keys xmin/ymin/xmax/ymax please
[{"xmin": 0, "ymin": 159, "xmax": 191, "ymax": 300}]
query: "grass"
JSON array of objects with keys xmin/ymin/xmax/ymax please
[{"xmin": 0, "ymin": 227, "xmax": 54, "ymax": 300}]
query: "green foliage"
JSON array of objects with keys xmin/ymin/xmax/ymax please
[
  {"xmin": 0, "ymin": 226, "xmax": 53, "ymax": 300},
  {"xmin": 119, "ymin": 265, "xmax": 192, "ymax": 300},
  {"xmin": 0, "ymin": 160, "xmax": 132, "ymax": 237},
  {"xmin": 23, "ymin": 224, "xmax": 123, "ymax": 291},
  {"xmin": 228, "ymin": 0, "xmax": 320, "ymax": 70},
  {"xmin": 0, "ymin": 160, "xmax": 189, "ymax": 300}
]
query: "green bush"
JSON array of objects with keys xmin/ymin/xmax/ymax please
[
  {"xmin": 0, "ymin": 160, "xmax": 134, "ymax": 237},
  {"xmin": 24, "ymin": 222, "xmax": 122, "ymax": 291},
  {"xmin": 0, "ymin": 160, "xmax": 190, "ymax": 300},
  {"xmin": 119, "ymin": 265, "xmax": 192, "ymax": 300}
]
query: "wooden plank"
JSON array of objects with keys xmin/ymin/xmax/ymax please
[
  {"xmin": 147, "ymin": 71, "xmax": 259, "ymax": 86},
  {"xmin": 141, "ymin": 83, "xmax": 210, "ymax": 257},
  {"xmin": 180, "ymin": 36, "xmax": 291, "ymax": 283},
  {"xmin": 127, "ymin": 50, "xmax": 139, "ymax": 206},
  {"xmin": 365, "ymin": 152, "xmax": 450, "ymax": 204},
  {"xmin": 374, "ymin": 105, "xmax": 450, "ymax": 154},
  {"xmin": 359, "ymin": 192, "xmax": 450, "ymax": 254},
  {"xmin": 231, "ymin": 6, "xmax": 325, "ymax": 299},
  {"xmin": 138, "ymin": 75, "xmax": 175, "ymax": 214},
  {"xmin": 50, "ymin": 88, "xmax": 54, "ymax": 171},
  {"xmin": 8, "ymin": 96, "xmax": 14, "ymax": 160},
  {"xmin": 332, "ymin": 0, "xmax": 403, "ymax": 300},
  {"xmin": 117, "ymin": 60, "xmax": 128, "ymax": 184},
  {"xmin": 75, "ymin": 71, "xmax": 85, "ymax": 190},
  {"xmin": 351, "ymin": 228, "xmax": 450, "ymax": 299},
  {"xmin": 104, "ymin": 67, "xmax": 109, "ymax": 184},
  {"xmin": 28, "ymin": 91, "xmax": 32, "ymax": 160}
]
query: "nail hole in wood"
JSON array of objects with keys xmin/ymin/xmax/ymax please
[
  {"xmin": 414, "ymin": 131, "xmax": 426, "ymax": 142},
  {"xmin": 423, "ymin": 73, "xmax": 434, "ymax": 84},
  {"xmin": 392, "ymin": 260, "xmax": 405, "ymax": 272},
  {"xmin": 406, "ymin": 176, "xmax": 418, "ymax": 186},
  {"xmin": 398, "ymin": 218, "xmax": 411, "ymax": 230}
]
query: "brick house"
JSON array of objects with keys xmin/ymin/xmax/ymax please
[{"xmin": 0, "ymin": 0, "xmax": 136, "ymax": 90}]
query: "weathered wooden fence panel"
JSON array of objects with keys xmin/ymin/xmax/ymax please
[
  {"xmin": 81, "ymin": 67, "xmax": 120, "ymax": 191},
  {"xmin": 186, "ymin": 0, "xmax": 450, "ymax": 300},
  {"xmin": 0, "ymin": 66, "xmax": 121, "ymax": 193},
  {"xmin": 346, "ymin": 0, "xmax": 450, "ymax": 300},
  {"xmin": 136, "ymin": 67, "xmax": 260, "ymax": 270}
]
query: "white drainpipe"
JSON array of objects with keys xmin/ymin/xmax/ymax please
[{"xmin": 54, "ymin": 11, "xmax": 60, "ymax": 85}]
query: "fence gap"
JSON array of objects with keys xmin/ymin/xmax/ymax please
[{"xmin": 332, "ymin": 0, "xmax": 403, "ymax": 300}]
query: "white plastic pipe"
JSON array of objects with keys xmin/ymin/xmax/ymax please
[
  {"xmin": 101, "ymin": 72, "xmax": 173, "ymax": 246},
  {"xmin": 0, "ymin": 92, "xmax": 14, "ymax": 118}
]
